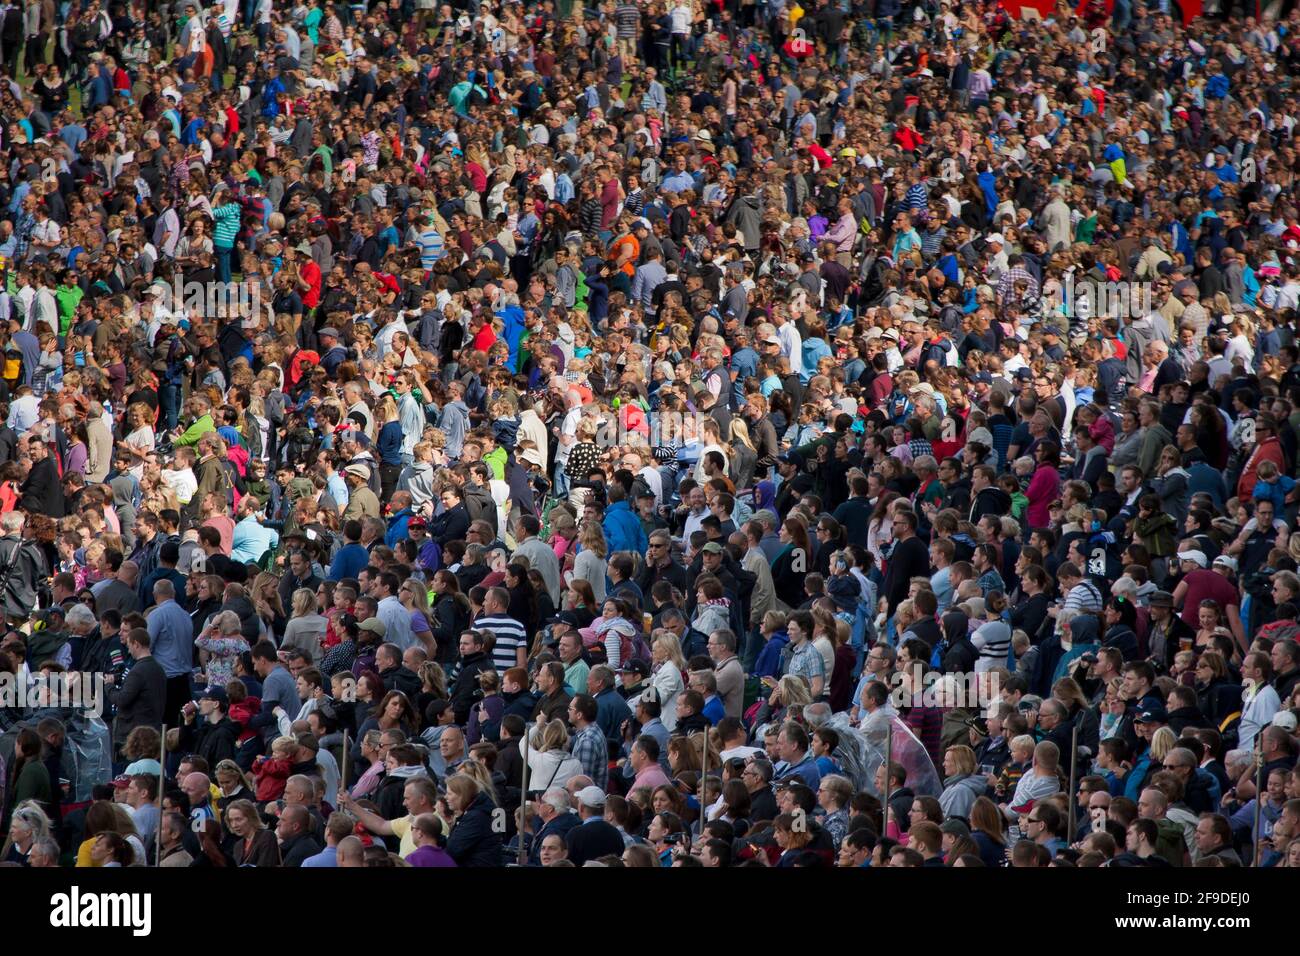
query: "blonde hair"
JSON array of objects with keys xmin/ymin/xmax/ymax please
[
  {"xmin": 532, "ymin": 718, "xmax": 570, "ymax": 752},
  {"xmin": 578, "ymin": 521, "xmax": 608, "ymax": 559},
  {"xmin": 1149, "ymin": 726, "xmax": 1178, "ymax": 762},
  {"xmin": 292, "ymin": 587, "xmax": 318, "ymax": 617},
  {"xmin": 778, "ymin": 675, "xmax": 812, "ymax": 709},
  {"xmin": 653, "ymin": 633, "xmax": 687, "ymax": 671}
]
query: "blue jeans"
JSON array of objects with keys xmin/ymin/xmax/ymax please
[
  {"xmin": 160, "ymin": 382, "xmax": 182, "ymax": 430},
  {"xmin": 216, "ymin": 246, "xmax": 234, "ymax": 284}
]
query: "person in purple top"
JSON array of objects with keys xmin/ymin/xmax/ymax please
[{"xmin": 406, "ymin": 814, "xmax": 458, "ymax": 867}]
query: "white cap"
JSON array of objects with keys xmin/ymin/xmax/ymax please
[
  {"xmin": 1180, "ymin": 550, "xmax": 1208, "ymax": 569},
  {"xmin": 574, "ymin": 786, "xmax": 607, "ymax": 809}
]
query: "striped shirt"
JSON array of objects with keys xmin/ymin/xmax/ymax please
[
  {"xmin": 476, "ymin": 614, "xmax": 528, "ymax": 675},
  {"xmin": 615, "ymin": 3, "xmax": 640, "ymax": 37},
  {"xmin": 1062, "ymin": 579, "xmax": 1104, "ymax": 614},
  {"xmin": 417, "ymin": 228, "xmax": 445, "ymax": 269}
]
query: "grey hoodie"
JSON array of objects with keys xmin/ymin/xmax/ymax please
[
  {"xmin": 398, "ymin": 460, "xmax": 437, "ymax": 509},
  {"xmin": 939, "ymin": 772, "xmax": 987, "ymax": 820},
  {"xmin": 441, "ymin": 400, "xmax": 470, "ymax": 459}
]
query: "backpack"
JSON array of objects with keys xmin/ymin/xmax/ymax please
[
  {"xmin": 620, "ymin": 630, "xmax": 652, "ymax": 669},
  {"xmin": 1154, "ymin": 818, "xmax": 1187, "ymax": 867}
]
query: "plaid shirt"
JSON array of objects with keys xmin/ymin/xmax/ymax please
[
  {"xmin": 320, "ymin": 639, "xmax": 359, "ymax": 679},
  {"xmin": 12, "ymin": 209, "xmax": 34, "ymax": 261},
  {"xmin": 996, "ymin": 264, "xmax": 1039, "ymax": 304},
  {"xmin": 571, "ymin": 723, "xmax": 608, "ymax": 790}
]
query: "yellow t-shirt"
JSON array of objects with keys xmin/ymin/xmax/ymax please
[
  {"xmin": 389, "ymin": 812, "xmax": 451, "ymax": 859},
  {"xmin": 390, "ymin": 815, "xmax": 418, "ymax": 858},
  {"xmin": 75, "ymin": 838, "xmax": 100, "ymax": 867}
]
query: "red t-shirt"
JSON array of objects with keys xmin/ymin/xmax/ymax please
[
  {"xmin": 1179, "ymin": 569, "xmax": 1241, "ymax": 627},
  {"xmin": 300, "ymin": 259, "xmax": 322, "ymax": 308}
]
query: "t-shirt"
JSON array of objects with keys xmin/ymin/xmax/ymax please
[
  {"xmin": 389, "ymin": 815, "xmax": 419, "ymax": 858},
  {"xmin": 1179, "ymin": 569, "xmax": 1241, "ymax": 628},
  {"xmin": 477, "ymin": 614, "xmax": 527, "ymax": 675}
]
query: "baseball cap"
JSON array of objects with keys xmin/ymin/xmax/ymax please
[
  {"xmin": 575, "ymin": 786, "xmax": 607, "ymax": 808},
  {"xmin": 198, "ymin": 686, "xmax": 228, "ymax": 706},
  {"xmin": 358, "ymin": 617, "xmax": 387, "ymax": 637},
  {"xmin": 619, "ymin": 659, "xmax": 650, "ymax": 678},
  {"xmin": 940, "ymin": 818, "xmax": 971, "ymax": 838},
  {"xmin": 1134, "ymin": 704, "xmax": 1168, "ymax": 724},
  {"xmin": 1212, "ymin": 555, "xmax": 1238, "ymax": 572},
  {"xmin": 1179, "ymin": 550, "xmax": 1208, "ymax": 569},
  {"xmin": 1272, "ymin": 711, "xmax": 1298, "ymax": 732},
  {"xmin": 701, "ymin": 541, "xmax": 724, "ymax": 555}
]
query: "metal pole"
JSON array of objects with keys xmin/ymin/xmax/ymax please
[
  {"xmin": 882, "ymin": 720, "xmax": 893, "ymax": 838},
  {"xmin": 1253, "ymin": 734, "xmax": 1265, "ymax": 867},
  {"xmin": 1066, "ymin": 723, "xmax": 1080, "ymax": 844},
  {"xmin": 340, "ymin": 730, "xmax": 350, "ymax": 793},
  {"xmin": 156, "ymin": 724, "xmax": 166, "ymax": 866},
  {"xmin": 517, "ymin": 724, "xmax": 530, "ymax": 866},
  {"xmin": 699, "ymin": 731, "xmax": 708, "ymax": 837}
]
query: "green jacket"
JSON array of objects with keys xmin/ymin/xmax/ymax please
[{"xmin": 174, "ymin": 414, "xmax": 216, "ymax": 447}]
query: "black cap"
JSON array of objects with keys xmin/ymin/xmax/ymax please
[
  {"xmin": 199, "ymin": 686, "xmax": 228, "ymax": 706},
  {"xmin": 619, "ymin": 659, "xmax": 650, "ymax": 678}
]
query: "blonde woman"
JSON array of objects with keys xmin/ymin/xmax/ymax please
[
  {"xmin": 438, "ymin": 772, "xmax": 502, "ymax": 866},
  {"xmin": 572, "ymin": 520, "xmax": 608, "ymax": 603},
  {"xmin": 282, "ymin": 588, "xmax": 329, "ymax": 658},
  {"xmin": 252, "ymin": 572, "xmax": 287, "ymax": 641},
  {"xmin": 121, "ymin": 403, "xmax": 156, "ymax": 480},
  {"xmin": 728, "ymin": 418, "xmax": 758, "ymax": 491},
  {"xmin": 651, "ymin": 632, "xmax": 686, "ymax": 731},
  {"xmin": 520, "ymin": 719, "xmax": 584, "ymax": 791},
  {"xmin": 1148, "ymin": 726, "xmax": 1179, "ymax": 766}
]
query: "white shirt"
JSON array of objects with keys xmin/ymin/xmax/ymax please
[{"xmin": 775, "ymin": 320, "xmax": 804, "ymax": 377}]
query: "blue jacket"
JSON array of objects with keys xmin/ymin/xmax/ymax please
[
  {"xmin": 328, "ymin": 542, "xmax": 369, "ymax": 581},
  {"xmin": 754, "ymin": 632, "xmax": 789, "ymax": 680},
  {"xmin": 385, "ymin": 509, "xmax": 414, "ymax": 548},
  {"xmin": 497, "ymin": 305, "xmax": 527, "ymax": 372},
  {"xmin": 603, "ymin": 500, "xmax": 648, "ymax": 555}
]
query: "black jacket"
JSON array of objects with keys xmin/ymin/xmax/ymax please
[
  {"xmin": 110, "ymin": 655, "xmax": 166, "ymax": 744},
  {"xmin": 18, "ymin": 455, "xmax": 64, "ymax": 517},
  {"xmin": 969, "ymin": 486, "xmax": 1012, "ymax": 525},
  {"xmin": 178, "ymin": 714, "xmax": 239, "ymax": 767},
  {"xmin": 279, "ymin": 832, "xmax": 323, "ymax": 867},
  {"xmin": 446, "ymin": 791, "xmax": 503, "ymax": 867},
  {"xmin": 380, "ymin": 665, "xmax": 421, "ymax": 700},
  {"xmin": 450, "ymin": 650, "xmax": 494, "ymax": 724},
  {"xmin": 565, "ymin": 817, "xmax": 626, "ymax": 865},
  {"xmin": 430, "ymin": 594, "xmax": 470, "ymax": 664},
  {"xmin": 0, "ymin": 534, "xmax": 48, "ymax": 620}
]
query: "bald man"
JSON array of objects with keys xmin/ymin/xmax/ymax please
[{"xmin": 276, "ymin": 803, "xmax": 324, "ymax": 867}]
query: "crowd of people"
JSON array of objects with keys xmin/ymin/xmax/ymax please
[{"xmin": 1, "ymin": 0, "xmax": 1300, "ymax": 871}]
